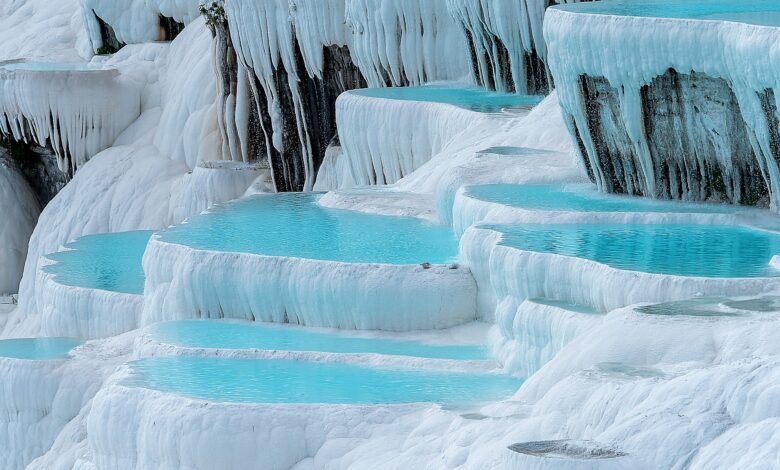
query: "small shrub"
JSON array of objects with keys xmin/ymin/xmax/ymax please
[{"xmin": 200, "ymin": 1, "xmax": 226, "ymax": 28}]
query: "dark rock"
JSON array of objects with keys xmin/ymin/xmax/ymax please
[
  {"xmin": 0, "ymin": 138, "xmax": 68, "ymax": 208},
  {"xmin": 575, "ymin": 69, "xmax": 771, "ymax": 207},
  {"xmin": 508, "ymin": 440, "xmax": 627, "ymax": 460}
]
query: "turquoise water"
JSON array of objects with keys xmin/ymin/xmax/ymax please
[
  {"xmin": 530, "ymin": 298, "xmax": 601, "ymax": 315},
  {"xmin": 350, "ymin": 86, "xmax": 543, "ymax": 113},
  {"xmin": 126, "ymin": 357, "xmax": 521, "ymax": 405},
  {"xmin": 637, "ymin": 296, "xmax": 780, "ymax": 317},
  {"xmin": 467, "ymin": 184, "xmax": 736, "ymax": 214},
  {"xmin": 152, "ymin": 320, "xmax": 487, "ymax": 360},
  {"xmin": 486, "ymin": 224, "xmax": 780, "ymax": 278},
  {"xmin": 1, "ymin": 62, "xmax": 100, "ymax": 72},
  {"xmin": 43, "ymin": 231, "xmax": 153, "ymax": 295},
  {"xmin": 556, "ymin": 0, "xmax": 780, "ymax": 26},
  {"xmin": 159, "ymin": 193, "xmax": 459, "ymax": 264},
  {"xmin": 0, "ymin": 338, "xmax": 82, "ymax": 360},
  {"xmin": 476, "ymin": 147, "xmax": 537, "ymax": 156}
]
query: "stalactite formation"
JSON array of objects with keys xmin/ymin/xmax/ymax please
[
  {"xmin": 219, "ymin": 0, "xmax": 465, "ymax": 191},
  {"xmin": 546, "ymin": 4, "xmax": 780, "ymax": 210}
]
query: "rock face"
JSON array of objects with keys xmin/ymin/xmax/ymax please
[
  {"xmin": 545, "ymin": 6, "xmax": 780, "ymax": 210},
  {"xmin": 1, "ymin": 140, "xmax": 68, "ymax": 207},
  {"xmin": 210, "ymin": 16, "xmax": 366, "ymax": 192},
  {"xmin": 575, "ymin": 71, "xmax": 768, "ymax": 205},
  {"xmin": 217, "ymin": 0, "xmax": 468, "ymax": 192},
  {"xmin": 447, "ymin": 0, "xmax": 593, "ymax": 95}
]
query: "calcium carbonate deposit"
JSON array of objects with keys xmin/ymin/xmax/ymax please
[{"xmin": 2, "ymin": 1, "xmax": 780, "ymax": 469}]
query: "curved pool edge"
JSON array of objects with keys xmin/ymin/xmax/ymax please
[
  {"xmin": 451, "ymin": 185, "xmax": 745, "ymax": 236},
  {"xmin": 36, "ymin": 257, "xmax": 143, "ymax": 339},
  {"xmin": 141, "ymin": 237, "xmax": 478, "ymax": 331},
  {"xmin": 88, "ymin": 379, "xmax": 430, "ymax": 470},
  {"xmin": 132, "ymin": 334, "xmax": 498, "ymax": 374},
  {"xmin": 461, "ymin": 225, "xmax": 780, "ymax": 313}
]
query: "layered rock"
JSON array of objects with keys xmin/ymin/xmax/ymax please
[
  {"xmin": 546, "ymin": 3, "xmax": 780, "ymax": 209},
  {"xmin": 446, "ymin": 0, "xmax": 590, "ymax": 95},
  {"xmin": 214, "ymin": 0, "xmax": 468, "ymax": 191}
]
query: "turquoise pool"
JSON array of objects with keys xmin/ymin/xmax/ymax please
[
  {"xmin": 467, "ymin": 184, "xmax": 736, "ymax": 213},
  {"xmin": 43, "ymin": 231, "xmax": 152, "ymax": 295},
  {"xmin": 350, "ymin": 86, "xmax": 543, "ymax": 113},
  {"xmin": 126, "ymin": 357, "xmax": 521, "ymax": 405},
  {"xmin": 158, "ymin": 193, "xmax": 459, "ymax": 265},
  {"xmin": 152, "ymin": 320, "xmax": 487, "ymax": 360},
  {"xmin": 637, "ymin": 296, "xmax": 780, "ymax": 317},
  {"xmin": 555, "ymin": 0, "xmax": 780, "ymax": 26},
  {"xmin": 486, "ymin": 223, "xmax": 780, "ymax": 278},
  {"xmin": 476, "ymin": 147, "xmax": 537, "ymax": 156},
  {"xmin": 0, "ymin": 338, "xmax": 82, "ymax": 360}
]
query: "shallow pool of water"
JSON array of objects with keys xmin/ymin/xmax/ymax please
[
  {"xmin": 637, "ymin": 296, "xmax": 780, "ymax": 317},
  {"xmin": 159, "ymin": 193, "xmax": 458, "ymax": 265},
  {"xmin": 350, "ymin": 86, "xmax": 543, "ymax": 113},
  {"xmin": 467, "ymin": 184, "xmax": 736, "ymax": 214},
  {"xmin": 126, "ymin": 357, "xmax": 521, "ymax": 405},
  {"xmin": 152, "ymin": 320, "xmax": 487, "ymax": 360},
  {"xmin": 43, "ymin": 231, "xmax": 152, "ymax": 294},
  {"xmin": 486, "ymin": 223, "xmax": 780, "ymax": 278},
  {"xmin": 0, "ymin": 338, "xmax": 82, "ymax": 360},
  {"xmin": 555, "ymin": 0, "xmax": 780, "ymax": 26}
]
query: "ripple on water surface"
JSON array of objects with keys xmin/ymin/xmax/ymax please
[
  {"xmin": 159, "ymin": 193, "xmax": 459, "ymax": 265},
  {"xmin": 152, "ymin": 320, "xmax": 487, "ymax": 361},
  {"xmin": 486, "ymin": 223, "xmax": 780, "ymax": 278},
  {"xmin": 43, "ymin": 231, "xmax": 153, "ymax": 295},
  {"xmin": 126, "ymin": 357, "xmax": 522, "ymax": 405}
]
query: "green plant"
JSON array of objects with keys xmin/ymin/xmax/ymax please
[
  {"xmin": 200, "ymin": 0, "xmax": 226, "ymax": 28},
  {"xmin": 95, "ymin": 45, "xmax": 117, "ymax": 56}
]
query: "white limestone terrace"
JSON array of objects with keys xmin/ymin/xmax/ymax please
[
  {"xmin": 0, "ymin": 338, "xmax": 98, "ymax": 470},
  {"xmin": 0, "ymin": 60, "xmax": 142, "ymax": 174},
  {"xmin": 81, "ymin": 0, "xmax": 202, "ymax": 52},
  {"xmin": 545, "ymin": 0, "xmax": 780, "ymax": 211},
  {"xmin": 141, "ymin": 193, "xmax": 477, "ymax": 331},
  {"xmin": 449, "ymin": 181, "xmax": 780, "ymax": 237},
  {"xmin": 7, "ymin": 19, "xmax": 256, "ymax": 338},
  {"xmin": 0, "ymin": 0, "xmax": 89, "ymax": 62},
  {"xmin": 221, "ymin": 0, "xmax": 470, "ymax": 191},
  {"xmin": 318, "ymin": 87, "xmax": 544, "ymax": 190},
  {"xmin": 34, "ymin": 231, "xmax": 151, "ymax": 340},
  {"xmin": 461, "ymin": 224, "xmax": 780, "ymax": 317},
  {"xmin": 7, "ymin": 2, "xmax": 780, "ymax": 468}
]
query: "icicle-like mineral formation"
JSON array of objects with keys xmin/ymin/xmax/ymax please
[
  {"xmin": 545, "ymin": 3, "xmax": 780, "ymax": 209},
  {"xmin": 0, "ymin": 62, "xmax": 142, "ymax": 176},
  {"xmin": 216, "ymin": 0, "xmax": 469, "ymax": 191},
  {"xmin": 446, "ymin": 0, "xmax": 588, "ymax": 95},
  {"xmin": 81, "ymin": 0, "xmax": 201, "ymax": 53}
]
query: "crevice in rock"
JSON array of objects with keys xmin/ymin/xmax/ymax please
[
  {"xmin": 0, "ymin": 137, "xmax": 68, "ymax": 207},
  {"xmin": 159, "ymin": 15, "xmax": 186, "ymax": 42},
  {"xmin": 94, "ymin": 11, "xmax": 124, "ymax": 54}
]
